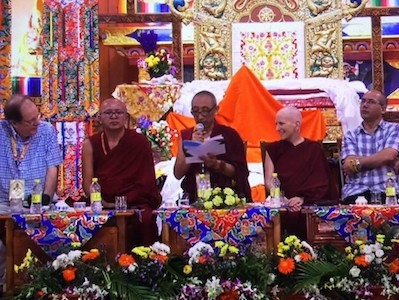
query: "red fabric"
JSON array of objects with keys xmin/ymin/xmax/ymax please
[
  {"xmin": 167, "ymin": 66, "xmax": 327, "ymax": 163},
  {"xmin": 180, "ymin": 122, "xmax": 251, "ymax": 202},
  {"xmin": 90, "ymin": 129, "xmax": 161, "ymax": 208},
  {"xmin": 89, "ymin": 129, "xmax": 161, "ymax": 246},
  {"xmin": 267, "ymin": 139, "xmax": 339, "ymax": 239},
  {"xmin": 266, "ymin": 139, "xmax": 338, "ymax": 204}
]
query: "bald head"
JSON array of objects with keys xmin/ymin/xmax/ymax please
[
  {"xmin": 277, "ymin": 106, "xmax": 302, "ymax": 124},
  {"xmin": 100, "ymin": 98, "xmax": 127, "ymax": 113},
  {"xmin": 99, "ymin": 98, "xmax": 128, "ymax": 132},
  {"xmin": 275, "ymin": 106, "xmax": 303, "ymax": 143}
]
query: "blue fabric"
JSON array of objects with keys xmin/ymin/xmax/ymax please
[
  {"xmin": 12, "ymin": 211, "xmax": 114, "ymax": 258},
  {"xmin": 157, "ymin": 206, "xmax": 278, "ymax": 247},
  {"xmin": 341, "ymin": 120, "xmax": 399, "ymax": 198},
  {"xmin": 0, "ymin": 120, "xmax": 63, "ymax": 203}
]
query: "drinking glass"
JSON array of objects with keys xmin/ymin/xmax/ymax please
[
  {"xmin": 115, "ymin": 196, "xmax": 127, "ymax": 212},
  {"xmin": 178, "ymin": 193, "xmax": 190, "ymax": 207},
  {"xmin": 10, "ymin": 198, "xmax": 23, "ymax": 213},
  {"xmin": 370, "ymin": 191, "xmax": 382, "ymax": 205}
]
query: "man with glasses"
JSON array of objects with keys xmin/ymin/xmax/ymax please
[
  {"xmin": 0, "ymin": 94, "xmax": 62, "ymax": 205},
  {"xmin": 82, "ymin": 98, "xmax": 161, "ymax": 246},
  {"xmin": 341, "ymin": 89, "xmax": 399, "ymax": 204},
  {"xmin": 0, "ymin": 94, "xmax": 62, "ymax": 290},
  {"xmin": 174, "ymin": 90, "xmax": 251, "ymax": 202}
]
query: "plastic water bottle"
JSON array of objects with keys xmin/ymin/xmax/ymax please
[
  {"xmin": 30, "ymin": 179, "xmax": 43, "ymax": 214},
  {"xmin": 269, "ymin": 173, "xmax": 281, "ymax": 207},
  {"xmin": 196, "ymin": 163, "xmax": 211, "ymax": 200},
  {"xmin": 90, "ymin": 178, "xmax": 103, "ymax": 213},
  {"xmin": 385, "ymin": 172, "xmax": 397, "ymax": 206}
]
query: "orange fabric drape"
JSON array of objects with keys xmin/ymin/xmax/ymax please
[{"xmin": 167, "ymin": 66, "xmax": 326, "ymax": 163}]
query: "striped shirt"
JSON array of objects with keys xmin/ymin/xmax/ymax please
[
  {"xmin": 341, "ymin": 120, "xmax": 399, "ymax": 199},
  {"xmin": 0, "ymin": 120, "xmax": 63, "ymax": 203}
]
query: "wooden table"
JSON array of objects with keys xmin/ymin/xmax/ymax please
[
  {"xmin": 302, "ymin": 207, "xmax": 348, "ymax": 251},
  {"xmin": 0, "ymin": 211, "xmax": 135, "ymax": 296},
  {"xmin": 158, "ymin": 206, "xmax": 281, "ymax": 255}
]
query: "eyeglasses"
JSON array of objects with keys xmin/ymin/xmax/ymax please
[
  {"xmin": 101, "ymin": 110, "xmax": 127, "ymax": 117},
  {"xmin": 21, "ymin": 114, "xmax": 41, "ymax": 126},
  {"xmin": 191, "ymin": 104, "xmax": 217, "ymax": 116},
  {"xmin": 359, "ymin": 98, "xmax": 382, "ymax": 106}
]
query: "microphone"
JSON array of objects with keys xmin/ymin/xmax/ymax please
[{"xmin": 196, "ymin": 123, "xmax": 204, "ymax": 132}]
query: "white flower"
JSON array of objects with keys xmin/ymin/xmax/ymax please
[
  {"xmin": 54, "ymin": 253, "xmax": 71, "ymax": 269},
  {"xmin": 150, "ymin": 241, "xmax": 170, "ymax": 256},
  {"xmin": 205, "ymin": 276, "xmax": 223, "ymax": 299},
  {"xmin": 294, "ymin": 254, "xmax": 301, "ymax": 262},
  {"xmin": 301, "ymin": 241, "xmax": 317, "ymax": 259},
  {"xmin": 362, "ymin": 245, "xmax": 372, "ymax": 254},
  {"xmin": 375, "ymin": 249, "xmax": 384, "ymax": 258},
  {"xmin": 68, "ymin": 250, "xmax": 82, "ymax": 260},
  {"xmin": 127, "ymin": 263, "xmax": 137, "ymax": 273},
  {"xmin": 365, "ymin": 253, "xmax": 375, "ymax": 263},
  {"xmin": 52, "ymin": 259, "xmax": 60, "ymax": 270},
  {"xmin": 349, "ymin": 266, "xmax": 361, "ymax": 277},
  {"xmin": 188, "ymin": 242, "xmax": 214, "ymax": 264}
]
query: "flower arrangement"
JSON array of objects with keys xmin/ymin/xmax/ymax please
[
  {"xmin": 288, "ymin": 234, "xmax": 399, "ymax": 299},
  {"xmin": 134, "ymin": 30, "xmax": 175, "ymax": 79},
  {"xmin": 195, "ymin": 187, "xmax": 246, "ymax": 210},
  {"xmin": 178, "ymin": 241, "xmax": 273, "ymax": 299},
  {"xmin": 138, "ymin": 49, "xmax": 176, "ymax": 79},
  {"xmin": 14, "ymin": 242, "xmax": 181, "ymax": 300},
  {"xmin": 136, "ymin": 116, "xmax": 177, "ymax": 159},
  {"xmin": 276, "ymin": 235, "xmax": 316, "ymax": 276},
  {"xmin": 14, "ymin": 235, "xmax": 399, "ymax": 300}
]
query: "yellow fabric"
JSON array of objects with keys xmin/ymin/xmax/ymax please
[{"xmin": 167, "ymin": 66, "xmax": 327, "ymax": 163}]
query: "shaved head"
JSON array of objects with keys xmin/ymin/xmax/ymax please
[
  {"xmin": 100, "ymin": 98, "xmax": 127, "ymax": 113},
  {"xmin": 275, "ymin": 106, "xmax": 303, "ymax": 144},
  {"xmin": 277, "ymin": 106, "xmax": 302, "ymax": 124}
]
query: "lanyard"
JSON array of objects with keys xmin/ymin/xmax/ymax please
[{"xmin": 10, "ymin": 135, "xmax": 31, "ymax": 167}]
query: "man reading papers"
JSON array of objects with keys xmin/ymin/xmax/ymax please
[{"xmin": 174, "ymin": 91, "xmax": 251, "ymax": 202}]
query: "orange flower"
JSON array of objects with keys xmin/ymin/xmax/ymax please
[
  {"xmin": 149, "ymin": 253, "xmax": 168, "ymax": 264},
  {"xmin": 217, "ymin": 290, "xmax": 240, "ymax": 300},
  {"xmin": 37, "ymin": 290, "xmax": 45, "ymax": 297},
  {"xmin": 388, "ymin": 258, "xmax": 399, "ymax": 274},
  {"xmin": 299, "ymin": 252, "xmax": 312, "ymax": 262},
  {"xmin": 198, "ymin": 255, "xmax": 207, "ymax": 264},
  {"xmin": 62, "ymin": 267, "xmax": 77, "ymax": 282},
  {"xmin": 354, "ymin": 255, "xmax": 369, "ymax": 267},
  {"xmin": 278, "ymin": 257, "xmax": 295, "ymax": 275},
  {"xmin": 82, "ymin": 249, "xmax": 100, "ymax": 262},
  {"xmin": 118, "ymin": 254, "xmax": 135, "ymax": 267}
]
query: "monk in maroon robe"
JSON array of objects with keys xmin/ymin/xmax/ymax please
[
  {"xmin": 174, "ymin": 91, "xmax": 251, "ymax": 202},
  {"xmin": 83, "ymin": 98, "xmax": 161, "ymax": 247},
  {"xmin": 264, "ymin": 106, "xmax": 338, "ymax": 239}
]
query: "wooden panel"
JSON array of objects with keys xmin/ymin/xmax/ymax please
[{"xmin": 304, "ymin": 209, "xmax": 348, "ymax": 251}]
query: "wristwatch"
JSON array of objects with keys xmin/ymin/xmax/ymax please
[{"xmin": 355, "ymin": 159, "xmax": 361, "ymax": 172}]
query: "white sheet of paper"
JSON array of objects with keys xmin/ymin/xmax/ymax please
[{"xmin": 184, "ymin": 135, "xmax": 226, "ymax": 164}]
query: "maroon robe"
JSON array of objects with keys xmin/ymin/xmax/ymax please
[
  {"xmin": 180, "ymin": 122, "xmax": 251, "ymax": 202},
  {"xmin": 266, "ymin": 139, "xmax": 338, "ymax": 239},
  {"xmin": 90, "ymin": 129, "xmax": 161, "ymax": 246}
]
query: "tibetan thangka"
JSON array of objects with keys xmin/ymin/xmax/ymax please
[{"xmin": 232, "ymin": 22, "xmax": 305, "ymax": 80}]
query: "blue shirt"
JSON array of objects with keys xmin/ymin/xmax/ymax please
[
  {"xmin": 0, "ymin": 120, "xmax": 63, "ymax": 203},
  {"xmin": 341, "ymin": 120, "xmax": 399, "ymax": 198}
]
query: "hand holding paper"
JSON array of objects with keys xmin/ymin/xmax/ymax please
[{"xmin": 183, "ymin": 135, "xmax": 226, "ymax": 164}]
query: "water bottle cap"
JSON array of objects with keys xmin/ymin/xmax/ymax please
[
  {"xmin": 34, "ymin": 179, "xmax": 41, "ymax": 183},
  {"xmin": 272, "ymin": 173, "xmax": 278, "ymax": 177},
  {"xmin": 92, "ymin": 177, "xmax": 98, "ymax": 182}
]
